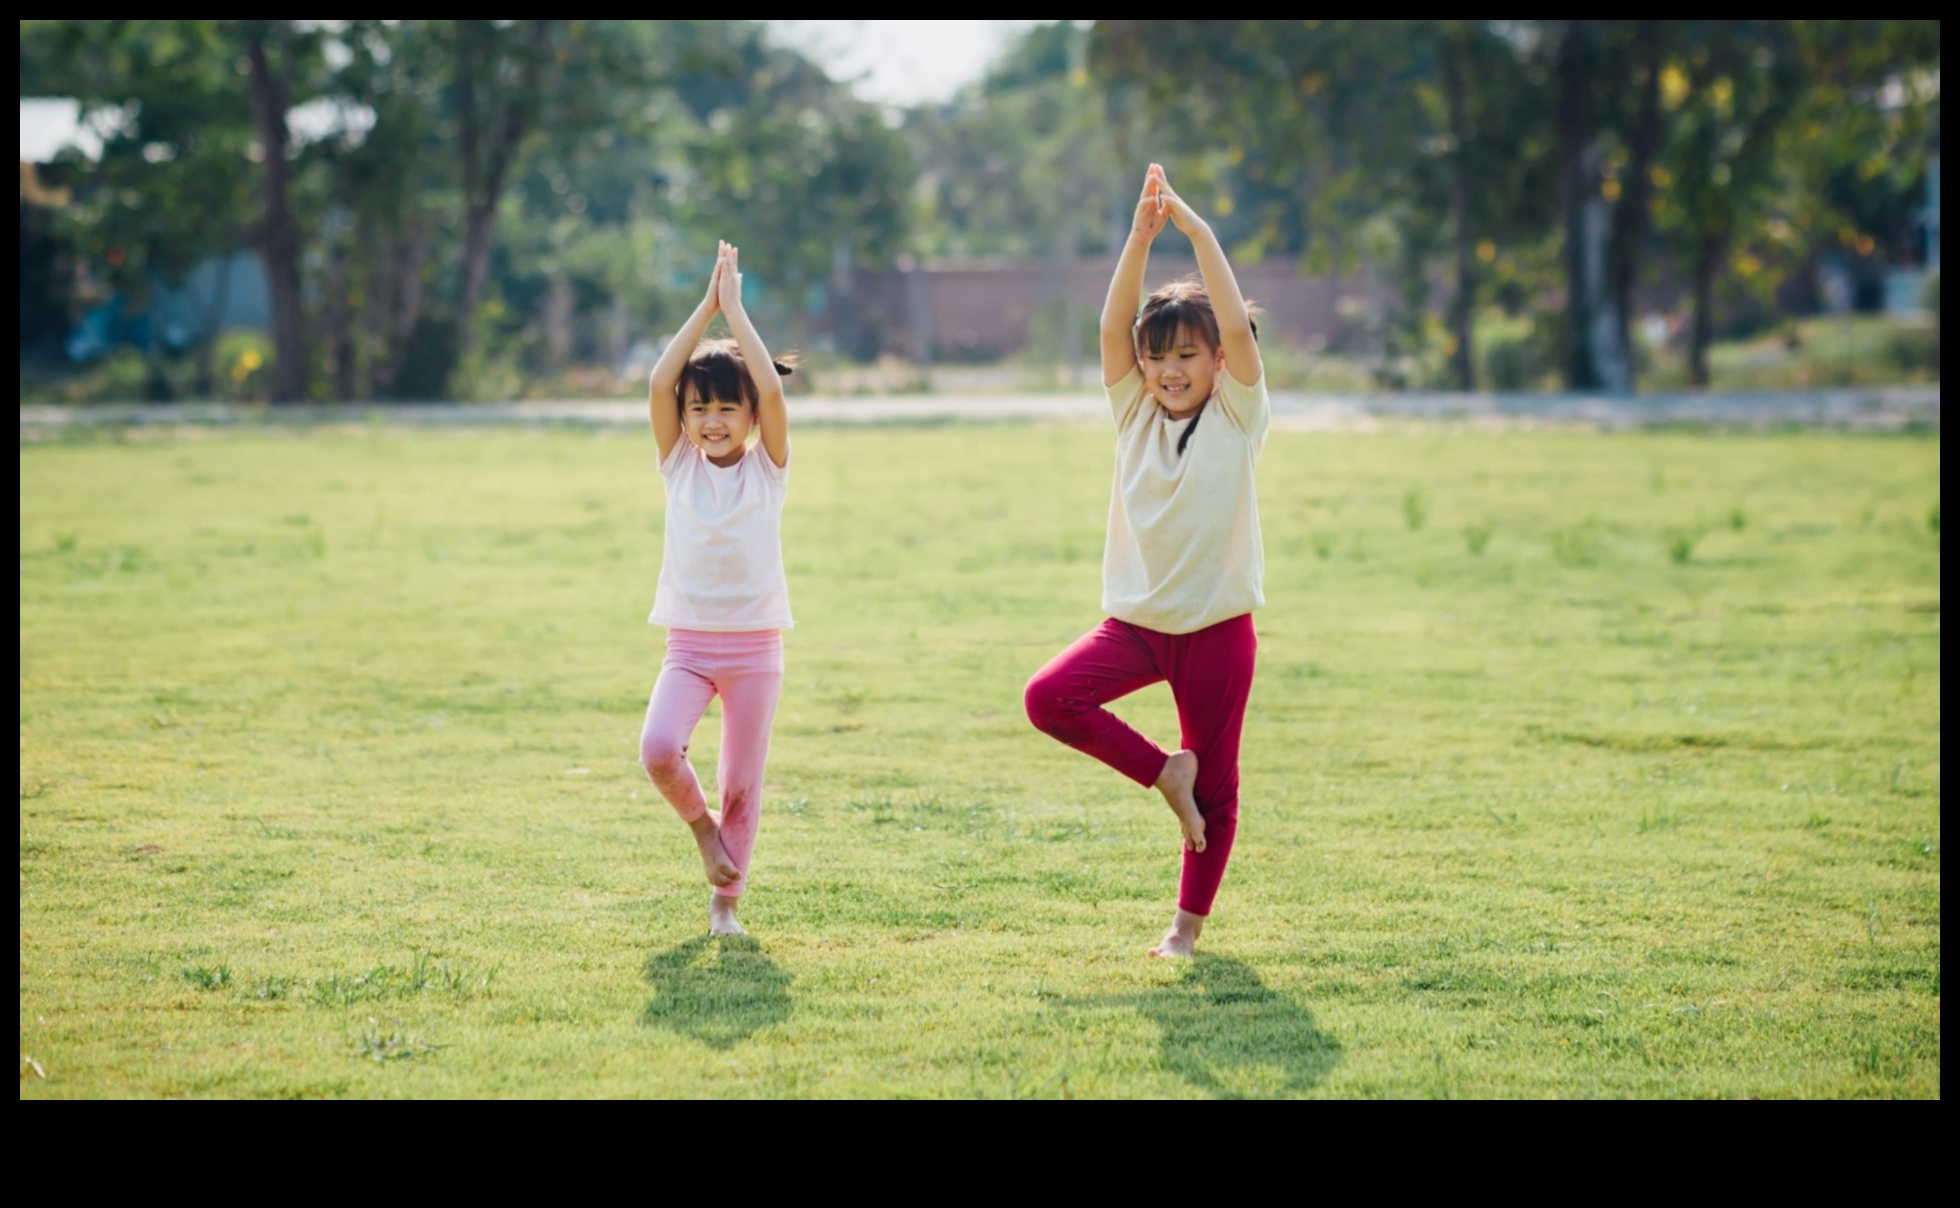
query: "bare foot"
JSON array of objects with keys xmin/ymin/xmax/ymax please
[
  {"xmin": 1154, "ymin": 751, "xmax": 1206, "ymax": 852},
  {"xmin": 687, "ymin": 813, "xmax": 742, "ymax": 889},
  {"xmin": 1148, "ymin": 908, "xmax": 1205, "ymax": 958},
  {"xmin": 708, "ymin": 895, "xmax": 746, "ymax": 936}
]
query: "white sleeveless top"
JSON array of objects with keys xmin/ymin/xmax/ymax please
[{"xmin": 650, "ymin": 438, "xmax": 793, "ymax": 632}]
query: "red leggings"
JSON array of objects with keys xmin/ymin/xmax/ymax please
[{"xmin": 1023, "ymin": 614, "xmax": 1256, "ymax": 916}]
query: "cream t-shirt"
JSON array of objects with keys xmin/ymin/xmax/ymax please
[
  {"xmin": 1102, "ymin": 366, "xmax": 1268, "ymax": 635},
  {"xmin": 650, "ymin": 438, "xmax": 793, "ymax": 632}
]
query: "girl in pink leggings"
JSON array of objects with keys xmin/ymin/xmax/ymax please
[
  {"xmin": 642, "ymin": 242, "xmax": 794, "ymax": 936},
  {"xmin": 1025, "ymin": 166, "xmax": 1269, "ymax": 958}
]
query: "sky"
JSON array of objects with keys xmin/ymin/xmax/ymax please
[{"xmin": 769, "ymin": 20, "xmax": 1041, "ymax": 106}]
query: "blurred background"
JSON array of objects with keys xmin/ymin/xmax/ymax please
[{"xmin": 17, "ymin": 20, "xmax": 1941, "ymax": 404}]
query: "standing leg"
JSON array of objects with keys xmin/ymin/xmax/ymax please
[
  {"xmin": 708, "ymin": 661, "xmax": 784, "ymax": 908},
  {"xmin": 1154, "ymin": 614, "xmax": 1257, "ymax": 954},
  {"xmin": 640, "ymin": 662, "xmax": 740, "ymax": 889}
]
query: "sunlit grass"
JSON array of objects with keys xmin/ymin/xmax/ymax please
[{"xmin": 18, "ymin": 423, "xmax": 1940, "ymax": 1097}]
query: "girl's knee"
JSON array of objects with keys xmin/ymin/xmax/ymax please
[
  {"xmin": 640, "ymin": 736, "xmax": 687, "ymax": 780},
  {"xmin": 1023, "ymin": 673, "xmax": 1072, "ymax": 734}
]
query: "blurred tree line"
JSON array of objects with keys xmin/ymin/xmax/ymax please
[
  {"xmin": 21, "ymin": 19, "xmax": 907, "ymax": 400},
  {"xmin": 18, "ymin": 19, "xmax": 1940, "ymax": 399}
]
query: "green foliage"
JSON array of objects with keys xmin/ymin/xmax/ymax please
[
  {"xmin": 1641, "ymin": 315, "xmax": 1940, "ymax": 391},
  {"xmin": 1481, "ymin": 321, "xmax": 1555, "ymax": 393},
  {"xmin": 1666, "ymin": 526, "xmax": 1706, "ymax": 565},
  {"xmin": 1402, "ymin": 489, "xmax": 1429, "ymax": 531},
  {"xmin": 1464, "ymin": 520, "xmax": 1494, "ymax": 555},
  {"xmin": 18, "ymin": 422, "xmax": 1939, "ymax": 1097},
  {"xmin": 1551, "ymin": 521, "xmax": 1605, "ymax": 567},
  {"xmin": 179, "ymin": 965, "xmax": 232, "ymax": 991},
  {"xmin": 25, "ymin": 20, "xmax": 911, "ymax": 400},
  {"xmin": 908, "ymin": 24, "xmax": 1119, "ymax": 261},
  {"xmin": 21, "ymin": 19, "xmax": 1944, "ymax": 396}
]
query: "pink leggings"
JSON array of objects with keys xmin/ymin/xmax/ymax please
[
  {"xmin": 640, "ymin": 628, "xmax": 784, "ymax": 897},
  {"xmin": 1024, "ymin": 614, "xmax": 1257, "ymax": 916}
]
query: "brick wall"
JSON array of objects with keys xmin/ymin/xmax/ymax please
[{"xmin": 825, "ymin": 257, "xmax": 1393, "ymax": 361}]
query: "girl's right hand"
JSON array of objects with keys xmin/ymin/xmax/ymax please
[
  {"xmin": 1128, "ymin": 165, "xmax": 1170, "ymax": 244},
  {"xmin": 701, "ymin": 251, "xmax": 722, "ymax": 315}
]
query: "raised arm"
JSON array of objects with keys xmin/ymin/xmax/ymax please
[
  {"xmin": 715, "ymin": 242, "xmax": 788, "ymax": 469},
  {"xmin": 1101, "ymin": 169, "xmax": 1171, "ymax": 388},
  {"xmin": 647, "ymin": 254, "xmax": 722, "ymax": 463},
  {"xmin": 1154, "ymin": 167, "xmax": 1263, "ymax": 387}
]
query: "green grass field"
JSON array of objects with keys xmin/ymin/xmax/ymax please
[{"xmin": 18, "ymin": 421, "xmax": 1941, "ymax": 1098}]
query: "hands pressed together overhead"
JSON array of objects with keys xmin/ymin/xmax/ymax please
[
  {"xmin": 702, "ymin": 240, "xmax": 745, "ymax": 314},
  {"xmin": 1130, "ymin": 163, "xmax": 1204, "ymax": 243}
]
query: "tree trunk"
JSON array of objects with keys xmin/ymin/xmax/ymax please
[
  {"xmin": 245, "ymin": 22, "xmax": 307, "ymax": 403},
  {"xmin": 544, "ymin": 268, "xmax": 573, "ymax": 371},
  {"xmin": 1557, "ymin": 21, "xmax": 1604, "ymax": 391},
  {"xmin": 453, "ymin": 20, "xmax": 551, "ymax": 378},
  {"xmin": 1604, "ymin": 23, "xmax": 1668, "ymax": 395},
  {"xmin": 192, "ymin": 254, "xmax": 234, "ymax": 397},
  {"xmin": 327, "ymin": 234, "xmax": 355, "ymax": 400},
  {"xmin": 374, "ymin": 218, "xmax": 430, "ymax": 397},
  {"xmin": 1688, "ymin": 231, "xmax": 1723, "ymax": 388},
  {"xmin": 1557, "ymin": 20, "xmax": 1633, "ymax": 393},
  {"xmin": 1440, "ymin": 28, "xmax": 1476, "ymax": 392}
]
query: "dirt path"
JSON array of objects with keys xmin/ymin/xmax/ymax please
[{"xmin": 19, "ymin": 385, "xmax": 1939, "ymax": 432}]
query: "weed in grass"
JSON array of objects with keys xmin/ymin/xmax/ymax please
[
  {"xmin": 1730, "ymin": 506, "xmax": 1747, "ymax": 532},
  {"xmin": 252, "ymin": 975, "xmax": 297, "ymax": 1001},
  {"xmin": 350, "ymin": 1026, "xmax": 442, "ymax": 1062},
  {"xmin": 311, "ymin": 952, "xmax": 489, "ymax": 1007},
  {"xmin": 1464, "ymin": 521, "xmax": 1494, "ymax": 556},
  {"xmin": 1931, "ymin": 500, "xmax": 1941, "ymax": 533},
  {"xmin": 1402, "ymin": 489, "xmax": 1429, "ymax": 531},
  {"xmin": 53, "ymin": 530, "xmax": 78, "ymax": 552},
  {"xmin": 1311, "ymin": 531, "xmax": 1335, "ymax": 559},
  {"xmin": 1637, "ymin": 810, "xmax": 1680, "ymax": 834},
  {"xmin": 180, "ymin": 965, "xmax": 232, "ymax": 991},
  {"xmin": 1551, "ymin": 522, "xmax": 1603, "ymax": 567},
  {"xmin": 1667, "ymin": 527, "xmax": 1706, "ymax": 565}
]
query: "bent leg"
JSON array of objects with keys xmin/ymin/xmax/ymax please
[
  {"xmin": 640, "ymin": 664, "xmax": 717, "ymax": 821},
  {"xmin": 710, "ymin": 666, "xmax": 783, "ymax": 899},
  {"xmin": 1023, "ymin": 619, "xmax": 1167, "ymax": 788},
  {"xmin": 1164, "ymin": 614, "xmax": 1258, "ymax": 916}
]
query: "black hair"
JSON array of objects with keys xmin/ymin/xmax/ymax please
[
  {"xmin": 677, "ymin": 339, "xmax": 796, "ymax": 414},
  {"xmin": 1134, "ymin": 278, "xmax": 1261, "ymax": 457}
]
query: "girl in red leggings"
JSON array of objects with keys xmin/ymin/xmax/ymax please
[{"xmin": 1025, "ymin": 164, "xmax": 1267, "ymax": 958}]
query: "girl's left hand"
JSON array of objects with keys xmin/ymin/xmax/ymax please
[
  {"xmin": 716, "ymin": 241, "xmax": 743, "ymax": 313},
  {"xmin": 1150, "ymin": 165, "xmax": 1204, "ymax": 236}
]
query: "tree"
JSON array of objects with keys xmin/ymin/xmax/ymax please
[
  {"xmin": 241, "ymin": 20, "xmax": 315, "ymax": 401},
  {"xmin": 676, "ymin": 27, "xmax": 912, "ymax": 352},
  {"xmin": 1649, "ymin": 23, "xmax": 1807, "ymax": 386},
  {"xmin": 24, "ymin": 20, "xmax": 261, "ymax": 397}
]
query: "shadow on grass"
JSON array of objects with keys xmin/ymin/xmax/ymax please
[
  {"xmin": 1064, "ymin": 956, "xmax": 1340, "ymax": 1098},
  {"xmin": 642, "ymin": 935, "xmax": 791, "ymax": 1049}
]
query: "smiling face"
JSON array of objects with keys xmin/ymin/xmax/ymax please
[
  {"xmin": 682, "ymin": 384, "xmax": 756, "ymax": 466},
  {"xmin": 1139, "ymin": 324, "xmax": 1226, "ymax": 418}
]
